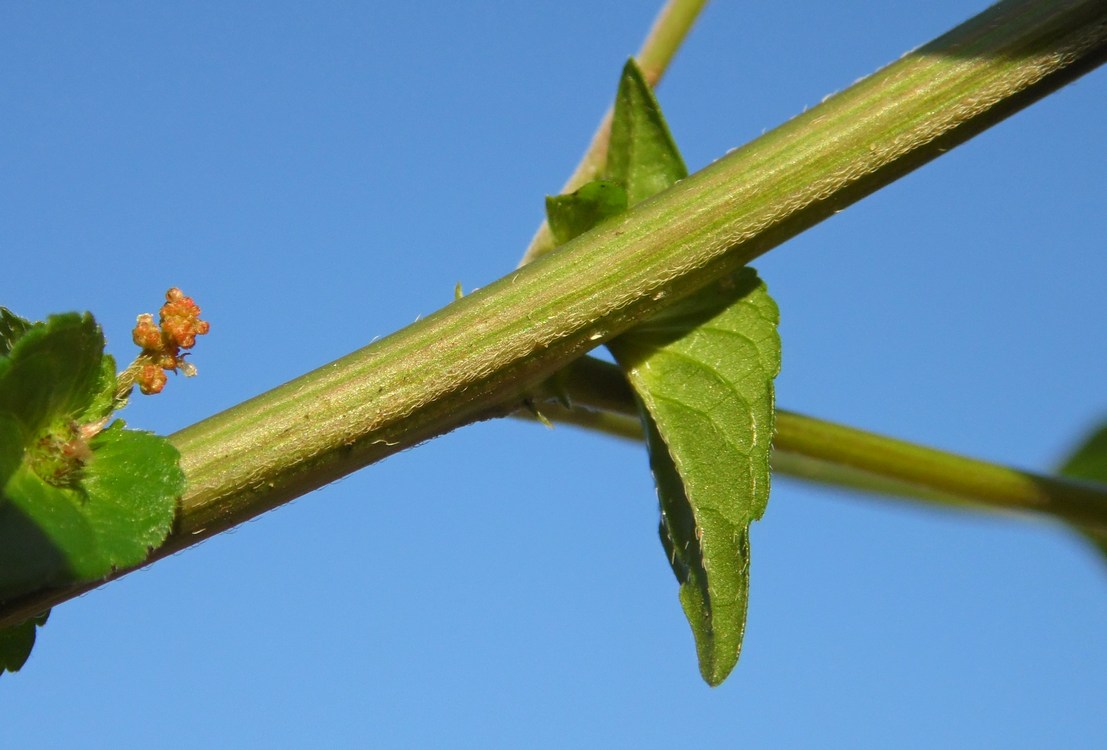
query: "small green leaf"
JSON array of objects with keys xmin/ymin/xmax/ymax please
[
  {"xmin": 606, "ymin": 59, "xmax": 688, "ymax": 205},
  {"xmin": 1057, "ymin": 423, "xmax": 1107, "ymax": 562},
  {"xmin": 79, "ymin": 421, "xmax": 183, "ymax": 563},
  {"xmin": 0, "ymin": 610, "xmax": 49, "ymax": 676},
  {"xmin": 1058, "ymin": 424, "xmax": 1107, "ymax": 482},
  {"xmin": 0, "ymin": 421, "xmax": 183, "ymax": 600},
  {"xmin": 545, "ymin": 180, "xmax": 628, "ymax": 245},
  {"xmin": 0, "ymin": 308, "xmax": 33, "ymax": 357},
  {"xmin": 0, "ymin": 312, "xmax": 104, "ymax": 439},
  {"xmin": 0, "ymin": 310, "xmax": 183, "ymax": 602},
  {"xmin": 608, "ymin": 269, "xmax": 781, "ymax": 685},
  {"xmin": 0, "ymin": 308, "xmax": 183, "ymax": 674}
]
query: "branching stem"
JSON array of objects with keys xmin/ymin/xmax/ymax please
[
  {"xmin": 528, "ymin": 357, "xmax": 1107, "ymax": 530},
  {"xmin": 517, "ymin": 0, "xmax": 709, "ymax": 266},
  {"xmin": 2, "ymin": 0, "xmax": 1105, "ymax": 628}
]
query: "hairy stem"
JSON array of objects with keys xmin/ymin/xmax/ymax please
[{"xmin": 3, "ymin": 0, "xmax": 1105, "ymax": 627}]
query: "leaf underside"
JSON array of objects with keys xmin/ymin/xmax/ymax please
[
  {"xmin": 609, "ymin": 269, "xmax": 780, "ymax": 684},
  {"xmin": 543, "ymin": 60, "xmax": 782, "ymax": 686}
]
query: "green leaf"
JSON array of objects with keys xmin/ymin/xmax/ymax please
[
  {"xmin": 0, "ymin": 312, "xmax": 104, "ymax": 439},
  {"xmin": 0, "ymin": 310, "xmax": 183, "ymax": 603},
  {"xmin": 545, "ymin": 180, "xmax": 628, "ymax": 245},
  {"xmin": 543, "ymin": 60, "xmax": 781, "ymax": 684},
  {"xmin": 0, "ymin": 308, "xmax": 33, "ymax": 358},
  {"xmin": 0, "ymin": 610, "xmax": 49, "ymax": 676},
  {"xmin": 0, "ymin": 412, "xmax": 24, "ymax": 489},
  {"xmin": 0, "ymin": 421, "xmax": 183, "ymax": 600},
  {"xmin": 608, "ymin": 268, "xmax": 781, "ymax": 685},
  {"xmin": 81, "ymin": 353, "xmax": 119, "ymax": 424},
  {"xmin": 1057, "ymin": 423, "xmax": 1107, "ymax": 562},
  {"xmin": 1058, "ymin": 424, "xmax": 1107, "ymax": 482},
  {"xmin": 605, "ymin": 59, "xmax": 688, "ymax": 205}
]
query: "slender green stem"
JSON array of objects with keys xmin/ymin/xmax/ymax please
[
  {"xmin": 773, "ymin": 412, "xmax": 1107, "ymax": 529},
  {"xmin": 517, "ymin": 400, "xmax": 1003, "ymax": 510},
  {"xmin": 2, "ymin": 0, "xmax": 1105, "ymax": 628},
  {"xmin": 527, "ymin": 357, "xmax": 1107, "ymax": 529},
  {"xmin": 517, "ymin": 0, "xmax": 709, "ymax": 266}
]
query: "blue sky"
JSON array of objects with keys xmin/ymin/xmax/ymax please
[{"xmin": 3, "ymin": 1, "xmax": 1106, "ymax": 746}]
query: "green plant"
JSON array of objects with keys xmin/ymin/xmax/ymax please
[{"xmin": 2, "ymin": 0, "xmax": 1106, "ymax": 688}]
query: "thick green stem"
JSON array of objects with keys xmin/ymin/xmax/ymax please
[
  {"xmin": 2, "ymin": 0, "xmax": 1105, "ymax": 627},
  {"xmin": 517, "ymin": 0, "xmax": 709, "ymax": 266}
]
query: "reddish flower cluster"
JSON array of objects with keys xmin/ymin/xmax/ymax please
[{"xmin": 131, "ymin": 288, "xmax": 210, "ymax": 395}]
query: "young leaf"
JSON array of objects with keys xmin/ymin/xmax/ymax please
[
  {"xmin": 608, "ymin": 269, "xmax": 781, "ymax": 685},
  {"xmin": 0, "ymin": 312, "xmax": 105, "ymax": 440},
  {"xmin": 0, "ymin": 311, "xmax": 183, "ymax": 602},
  {"xmin": 0, "ymin": 308, "xmax": 32, "ymax": 357},
  {"xmin": 0, "ymin": 610, "xmax": 49, "ymax": 676},
  {"xmin": 1057, "ymin": 423, "xmax": 1107, "ymax": 562},
  {"xmin": 606, "ymin": 59, "xmax": 688, "ymax": 204},
  {"xmin": 545, "ymin": 180, "xmax": 628, "ymax": 245},
  {"xmin": 1058, "ymin": 424, "xmax": 1107, "ymax": 481},
  {"xmin": 0, "ymin": 422, "xmax": 184, "ymax": 601}
]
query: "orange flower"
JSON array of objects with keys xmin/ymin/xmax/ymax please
[{"xmin": 128, "ymin": 288, "xmax": 210, "ymax": 395}]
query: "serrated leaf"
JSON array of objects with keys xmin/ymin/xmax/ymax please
[
  {"xmin": 1057, "ymin": 423, "xmax": 1107, "ymax": 563},
  {"xmin": 606, "ymin": 59, "xmax": 688, "ymax": 205},
  {"xmin": 608, "ymin": 268, "xmax": 781, "ymax": 685},
  {"xmin": 0, "ymin": 312, "xmax": 104, "ymax": 439},
  {"xmin": 0, "ymin": 610, "xmax": 49, "ymax": 676},
  {"xmin": 0, "ymin": 308, "xmax": 182, "ymax": 674},
  {"xmin": 0, "ymin": 308, "xmax": 33, "ymax": 357},
  {"xmin": 79, "ymin": 421, "xmax": 182, "ymax": 560},
  {"xmin": 0, "ymin": 421, "xmax": 183, "ymax": 600},
  {"xmin": 0, "ymin": 310, "xmax": 183, "ymax": 603},
  {"xmin": 545, "ymin": 180, "xmax": 628, "ymax": 245}
]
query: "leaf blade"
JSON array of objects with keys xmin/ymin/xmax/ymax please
[
  {"xmin": 609, "ymin": 269, "xmax": 780, "ymax": 684},
  {"xmin": 545, "ymin": 58, "xmax": 781, "ymax": 685},
  {"xmin": 606, "ymin": 59, "xmax": 688, "ymax": 204},
  {"xmin": 545, "ymin": 180, "xmax": 628, "ymax": 245},
  {"xmin": 0, "ymin": 312, "xmax": 104, "ymax": 439},
  {"xmin": 0, "ymin": 311, "xmax": 183, "ymax": 603},
  {"xmin": 0, "ymin": 422, "xmax": 183, "ymax": 600},
  {"xmin": 1057, "ymin": 423, "xmax": 1107, "ymax": 563},
  {"xmin": 0, "ymin": 610, "xmax": 49, "ymax": 676}
]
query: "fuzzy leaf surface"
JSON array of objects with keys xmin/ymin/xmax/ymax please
[
  {"xmin": 0, "ymin": 311, "xmax": 183, "ymax": 603},
  {"xmin": 0, "ymin": 312, "xmax": 104, "ymax": 439},
  {"xmin": 0, "ymin": 421, "xmax": 183, "ymax": 600}
]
